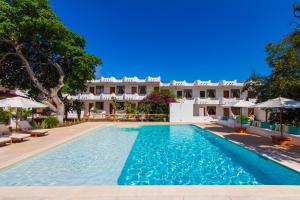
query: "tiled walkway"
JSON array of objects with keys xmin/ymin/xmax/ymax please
[{"xmin": 197, "ymin": 122, "xmax": 300, "ymax": 172}]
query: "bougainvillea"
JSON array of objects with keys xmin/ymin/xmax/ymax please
[{"xmin": 138, "ymin": 89, "xmax": 176, "ymax": 114}]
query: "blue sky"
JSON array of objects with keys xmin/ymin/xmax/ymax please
[{"xmin": 51, "ymin": 0, "xmax": 296, "ymax": 82}]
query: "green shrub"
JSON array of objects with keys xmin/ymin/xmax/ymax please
[
  {"xmin": 33, "ymin": 116, "xmax": 59, "ymax": 129},
  {"xmin": 0, "ymin": 109, "xmax": 13, "ymax": 125},
  {"xmin": 43, "ymin": 116, "xmax": 59, "ymax": 128}
]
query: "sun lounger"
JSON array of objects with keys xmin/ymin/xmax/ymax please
[
  {"xmin": 18, "ymin": 121, "xmax": 48, "ymax": 137},
  {"xmin": 0, "ymin": 125, "xmax": 30, "ymax": 142},
  {"xmin": 0, "ymin": 137, "xmax": 12, "ymax": 146}
]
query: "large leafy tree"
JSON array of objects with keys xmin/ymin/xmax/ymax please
[
  {"xmin": 263, "ymin": 4, "xmax": 300, "ymax": 101},
  {"xmin": 243, "ymin": 4, "xmax": 300, "ymax": 102},
  {"xmin": 0, "ymin": 0, "xmax": 101, "ymax": 123}
]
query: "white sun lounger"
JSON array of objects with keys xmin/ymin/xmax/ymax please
[
  {"xmin": 18, "ymin": 121, "xmax": 48, "ymax": 137},
  {"xmin": 0, "ymin": 137, "xmax": 12, "ymax": 146},
  {"xmin": 0, "ymin": 125, "xmax": 30, "ymax": 142}
]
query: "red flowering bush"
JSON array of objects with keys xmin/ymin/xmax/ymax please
[{"xmin": 138, "ymin": 89, "xmax": 176, "ymax": 114}]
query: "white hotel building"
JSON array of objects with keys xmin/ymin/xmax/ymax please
[{"xmin": 78, "ymin": 76, "xmax": 255, "ymax": 121}]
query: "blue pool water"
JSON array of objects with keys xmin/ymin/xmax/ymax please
[{"xmin": 0, "ymin": 124, "xmax": 300, "ymax": 185}]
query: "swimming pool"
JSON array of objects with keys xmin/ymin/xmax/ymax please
[{"xmin": 0, "ymin": 124, "xmax": 299, "ymax": 185}]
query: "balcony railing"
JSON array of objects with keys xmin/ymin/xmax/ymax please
[{"xmin": 78, "ymin": 93, "xmax": 146, "ymax": 101}]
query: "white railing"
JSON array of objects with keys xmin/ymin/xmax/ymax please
[{"xmin": 78, "ymin": 93, "xmax": 146, "ymax": 101}]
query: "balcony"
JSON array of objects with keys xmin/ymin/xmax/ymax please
[{"xmin": 78, "ymin": 93, "xmax": 146, "ymax": 101}]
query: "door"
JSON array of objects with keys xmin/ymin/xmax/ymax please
[
  {"xmin": 131, "ymin": 87, "xmax": 137, "ymax": 94},
  {"xmin": 110, "ymin": 87, "xmax": 115, "ymax": 94},
  {"xmin": 224, "ymin": 108, "xmax": 229, "ymax": 116},
  {"xmin": 199, "ymin": 108, "xmax": 204, "ymax": 116},
  {"xmin": 223, "ymin": 90, "xmax": 229, "ymax": 98},
  {"xmin": 109, "ymin": 104, "xmax": 113, "ymax": 114},
  {"xmin": 88, "ymin": 103, "xmax": 94, "ymax": 115}
]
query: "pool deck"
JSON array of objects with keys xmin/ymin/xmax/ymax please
[
  {"xmin": 0, "ymin": 121, "xmax": 299, "ymax": 199},
  {"xmin": 196, "ymin": 122, "xmax": 300, "ymax": 172}
]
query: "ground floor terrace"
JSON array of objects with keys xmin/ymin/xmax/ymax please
[{"xmin": 0, "ymin": 122, "xmax": 299, "ymax": 199}]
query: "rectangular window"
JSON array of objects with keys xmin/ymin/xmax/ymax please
[
  {"xmin": 110, "ymin": 87, "xmax": 115, "ymax": 94},
  {"xmin": 138, "ymin": 86, "xmax": 147, "ymax": 95},
  {"xmin": 177, "ymin": 91, "xmax": 183, "ymax": 98},
  {"xmin": 89, "ymin": 87, "xmax": 95, "ymax": 94},
  {"xmin": 231, "ymin": 89, "xmax": 240, "ymax": 98},
  {"xmin": 231, "ymin": 107, "xmax": 240, "ymax": 115},
  {"xmin": 207, "ymin": 106, "xmax": 216, "ymax": 115},
  {"xmin": 131, "ymin": 87, "xmax": 137, "ymax": 94},
  {"xmin": 223, "ymin": 90, "xmax": 229, "ymax": 98},
  {"xmin": 116, "ymin": 86, "xmax": 125, "ymax": 95},
  {"xmin": 95, "ymin": 102, "xmax": 104, "ymax": 110},
  {"xmin": 207, "ymin": 89, "xmax": 216, "ymax": 98},
  {"xmin": 96, "ymin": 86, "xmax": 104, "ymax": 94},
  {"xmin": 183, "ymin": 89, "xmax": 193, "ymax": 99},
  {"xmin": 200, "ymin": 91, "xmax": 205, "ymax": 98}
]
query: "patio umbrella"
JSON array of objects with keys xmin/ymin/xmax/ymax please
[
  {"xmin": 254, "ymin": 97, "xmax": 300, "ymax": 137},
  {"xmin": 0, "ymin": 101, "xmax": 8, "ymax": 107},
  {"xmin": 231, "ymin": 100, "xmax": 255, "ymax": 130},
  {"xmin": 0, "ymin": 97, "xmax": 48, "ymax": 129}
]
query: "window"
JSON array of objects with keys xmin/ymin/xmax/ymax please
[
  {"xmin": 96, "ymin": 86, "xmax": 104, "ymax": 94},
  {"xmin": 95, "ymin": 102, "xmax": 104, "ymax": 111},
  {"xmin": 200, "ymin": 91, "xmax": 205, "ymax": 98},
  {"xmin": 131, "ymin": 87, "xmax": 137, "ymax": 94},
  {"xmin": 110, "ymin": 87, "xmax": 115, "ymax": 94},
  {"xmin": 183, "ymin": 89, "xmax": 193, "ymax": 99},
  {"xmin": 89, "ymin": 87, "xmax": 95, "ymax": 94},
  {"xmin": 154, "ymin": 87, "xmax": 160, "ymax": 92},
  {"xmin": 223, "ymin": 90, "xmax": 229, "ymax": 98},
  {"xmin": 207, "ymin": 106, "xmax": 216, "ymax": 115},
  {"xmin": 231, "ymin": 107, "xmax": 240, "ymax": 115},
  {"xmin": 177, "ymin": 91, "xmax": 183, "ymax": 98},
  {"xmin": 117, "ymin": 86, "xmax": 125, "ymax": 95},
  {"xmin": 207, "ymin": 89, "xmax": 216, "ymax": 98},
  {"xmin": 231, "ymin": 89, "xmax": 240, "ymax": 98},
  {"xmin": 138, "ymin": 86, "xmax": 147, "ymax": 95}
]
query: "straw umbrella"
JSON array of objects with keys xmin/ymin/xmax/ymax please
[
  {"xmin": 231, "ymin": 100, "xmax": 255, "ymax": 131},
  {"xmin": 255, "ymin": 97, "xmax": 300, "ymax": 138},
  {"xmin": 0, "ymin": 97, "xmax": 48, "ymax": 129}
]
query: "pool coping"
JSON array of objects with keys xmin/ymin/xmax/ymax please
[{"xmin": 0, "ymin": 185, "xmax": 300, "ymax": 199}]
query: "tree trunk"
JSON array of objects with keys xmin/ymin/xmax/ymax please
[{"xmin": 51, "ymin": 92, "xmax": 65, "ymax": 125}]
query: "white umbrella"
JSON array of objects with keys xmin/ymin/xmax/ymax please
[
  {"xmin": 0, "ymin": 97, "xmax": 48, "ymax": 129},
  {"xmin": 255, "ymin": 97, "xmax": 300, "ymax": 109},
  {"xmin": 231, "ymin": 100, "xmax": 255, "ymax": 130},
  {"xmin": 0, "ymin": 97, "xmax": 48, "ymax": 108},
  {"xmin": 0, "ymin": 101, "xmax": 8, "ymax": 107},
  {"xmin": 254, "ymin": 97, "xmax": 300, "ymax": 137}
]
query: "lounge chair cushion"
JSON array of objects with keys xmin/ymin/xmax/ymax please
[
  {"xmin": 0, "ymin": 125, "xmax": 10, "ymax": 136},
  {"xmin": 0, "ymin": 137, "xmax": 11, "ymax": 143},
  {"xmin": 18, "ymin": 121, "xmax": 32, "ymax": 131},
  {"xmin": 28, "ymin": 129, "xmax": 48, "ymax": 133},
  {"xmin": 10, "ymin": 133, "xmax": 31, "ymax": 139}
]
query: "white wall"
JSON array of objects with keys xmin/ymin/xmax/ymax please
[{"xmin": 170, "ymin": 102, "xmax": 211, "ymax": 122}]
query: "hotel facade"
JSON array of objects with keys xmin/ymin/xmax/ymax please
[{"xmin": 78, "ymin": 76, "xmax": 254, "ymax": 120}]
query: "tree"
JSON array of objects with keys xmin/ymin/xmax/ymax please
[
  {"xmin": 263, "ymin": 4, "xmax": 300, "ymax": 101},
  {"xmin": 0, "ymin": 0, "xmax": 101, "ymax": 123},
  {"xmin": 242, "ymin": 70, "xmax": 266, "ymax": 101},
  {"xmin": 138, "ymin": 89, "xmax": 176, "ymax": 114}
]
